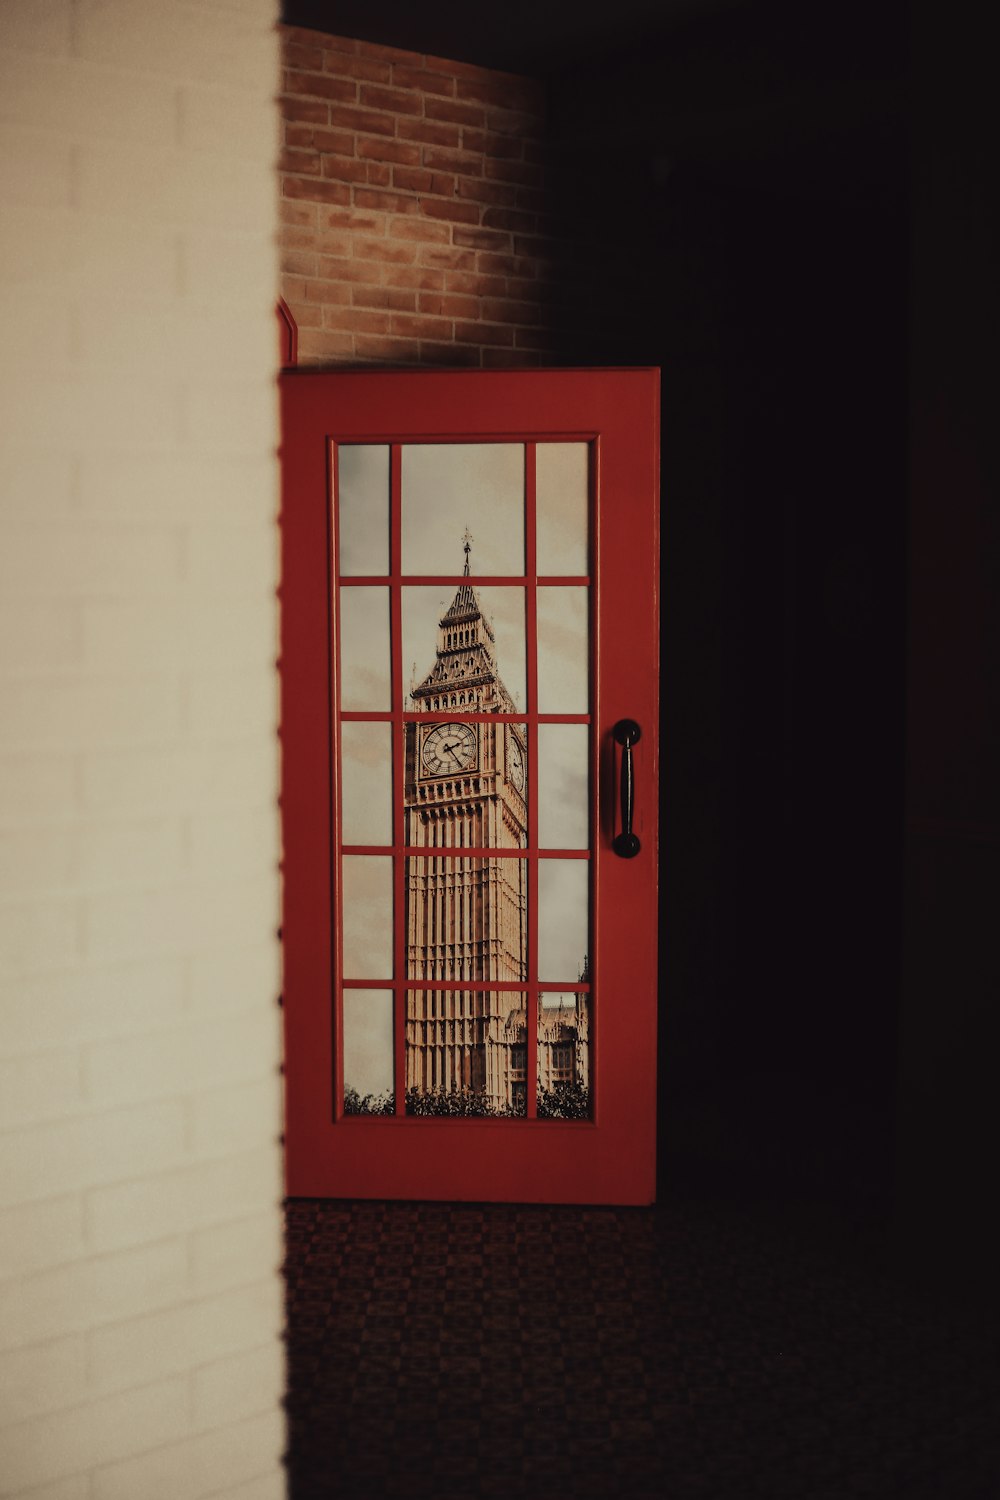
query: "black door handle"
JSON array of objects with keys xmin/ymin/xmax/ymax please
[{"xmin": 612, "ymin": 719, "xmax": 642, "ymax": 858}]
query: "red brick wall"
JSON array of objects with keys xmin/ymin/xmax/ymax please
[{"xmin": 278, "ymin": 27, "xmax": 561, "ymax": 366}]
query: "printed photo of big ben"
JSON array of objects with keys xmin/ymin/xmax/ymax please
[{"xmin": 337, "ymin": 441, "xmax": 592, "ymax": 1121}]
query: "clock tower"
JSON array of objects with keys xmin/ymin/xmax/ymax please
[{"xmin": 404, "ymin": 537, "xmax": 528, "ymax": 1111}]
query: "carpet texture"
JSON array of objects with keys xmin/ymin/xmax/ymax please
[{"xmin": 284, "ymin": 1198, "xmax": 1000, "ymax": 1499}]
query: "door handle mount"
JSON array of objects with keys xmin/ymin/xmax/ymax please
[{"xmin": 612, "ymin": 719, "xmax": 642, "ymax": 858}]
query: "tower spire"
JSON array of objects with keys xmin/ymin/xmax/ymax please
[{"xmin": 462, "ymin": 526, "xmax": 473, "ymax": 576}]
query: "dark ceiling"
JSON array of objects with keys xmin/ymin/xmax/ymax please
[{"xmin": 280, "ymin": 0, "xmax": 747, "ymax": 76}]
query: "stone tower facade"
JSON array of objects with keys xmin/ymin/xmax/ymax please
[
  {"xmin": 404, "ymin": 544, "xmax": 529, "ymax": 1111},
  {"xmin": 404, "ymin": 541, "xmax": 590, "ymax": 1115}
]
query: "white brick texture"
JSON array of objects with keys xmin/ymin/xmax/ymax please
[{"xmin": 0, "ymin": 3, "xmax": 285, "ymax": 1496}]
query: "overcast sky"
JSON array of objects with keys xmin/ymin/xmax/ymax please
[
  {"xmin": 343, "ymin": 989, "xmax": 393, "ymax": 1100},
  {"xmin": 401, "ymin": 443, "xmax": 524, "ymax": 576},
  {"xmin": 337, "ymin": 440, "xmax": 589, "ymax": 580}
]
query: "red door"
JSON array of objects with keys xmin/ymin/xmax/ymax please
[{"xmin": 281, "ymin": 368, "xmax": 659, "ymax": 1204}]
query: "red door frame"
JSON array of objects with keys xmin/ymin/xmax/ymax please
[{"xmin": 280, "ymin": 368, "xmax": 659, "ymax": 1204}]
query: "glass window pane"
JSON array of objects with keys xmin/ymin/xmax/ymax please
[
  {"xmin": 402, "ymin": 444, "xmax": 524, "ymax": 577},
  {"xmin": 341, "ymin": 855, "xmax": 393, "ymax": 979},
  {"xmin": 343, "ymin": 989, "xmax": 394, "ymax": 1113},
  {"xmin": 538, "ymin": 858, "xmax": 589, "ymax": 983},
  {"xmin": 404, "ymin": 585, "xmax": 525, "ymax": 713},
  {"xmin": 538, "ymin": 991, "xmax": 591, "ymax": 1119},
  {"xmin": 341, "ymin": 721, "xmax": 393, "ymax": 846},
  {"xmin": 339, "ymin": 587, "xmax": 391, "ymax": 712},
  {"xmin": 537, "ymin": 724, "xmax": 589, "ymax": 849},
  {"xmin": 536, "ymin": 443, "xmax": 588, "ymax": 576},
  {"xmin": 337, "ymin": 444, "xmax": 389, "ymax": 576},
  {"xmin": 406, "ymin": 855, "xmax": 527, "ymax": 983},
  {"xmin": 405, "ymin": 989, "xmax": 527, "ymax": 1117},
  {"xmin": 537, "ymin": 587, "xmax": 588, "ymax": 714}
]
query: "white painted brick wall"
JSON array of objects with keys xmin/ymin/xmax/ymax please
[{"xmin": 0, "ymin": 2, "xmax": 285, "ymax": 1496}]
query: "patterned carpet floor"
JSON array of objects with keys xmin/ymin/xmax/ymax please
[{"xmin": 284, "ymin": 1196, "xmax": 1000, "ymax": 1499}]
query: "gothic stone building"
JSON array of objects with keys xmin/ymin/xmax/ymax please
[{"xmin": 403, "ymin": 548, "xmax": 587, "ymax": 1113}]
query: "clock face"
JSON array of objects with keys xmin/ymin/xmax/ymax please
[
  {"xmin": 507, "ymin": 731, "xmax": 525, "ymax": 793},
  {"xmin": 421, "ymin": 722, "xmax": 477, "ymax": 776}
]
